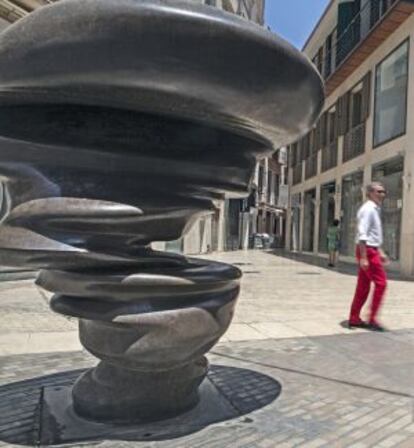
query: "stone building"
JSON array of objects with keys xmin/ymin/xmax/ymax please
[
  {"xmin": 285, "ymin": 0, "xmax": 414, "ymax": 275},
  {"xmin": 168, "ymin": 0, "xmax": 268, "ymax": 254}
]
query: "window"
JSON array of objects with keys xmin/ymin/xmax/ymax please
[
  {"xmin": 312, "ymin": 46, "xmax": 324, "ymax": 76},
  {"xmin": 340, "ymin": 171, "xmax": 364, "ymax": 256},
  {"xmin": 324, "ymin": 33, "xmax": 333, "ymax": 78},
  {"xmin": 351, "ymin": 87, "xmax": 363, "ymax": 128},
  {"xmin": 328, "ymin": 107, "xmax": 337, "ymax": 143},
  {"xmin": 258, "ymin": 164, "xmax": 264, "ymax": 195},
  {"xmin": 303, "ymin": 189, "xmax": 316, "ymax": 252},
  {"xmin": 318, "ymin": 182, "xmax": 336, "ymax": 253},
  {"xmin": 267, "ymin": 170, "xmax": 272, "ymax": 203},
  {"xmin": 320, "ymin": 106, "xmax": 338, "ymax": 172},
  {"xmin": 372, "ymin": 157, "xmax": 403, "ymax": 261},
  {"xmin": 374, "ymin": 40, "xmax": 409, "ymax": 147},
  {"xmin": 274, "ymin": 174, "xmax": 280, "ymax": 203},
  {"xmin": 317, "ymin": 47, "xmax": 323, "ymax": 75}
]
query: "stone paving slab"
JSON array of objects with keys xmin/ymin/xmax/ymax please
[{"xmin": 0, "ymin": 327, "xmax": 413, "ymax": 447}]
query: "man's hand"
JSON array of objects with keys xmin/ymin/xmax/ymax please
[
  {"xmin": 360, "ymin": 257, "xmax": 369, "ymax": 271},
  {"xmin": 379, "ymin": 250, "xmax": 389, "ymax": 266}
]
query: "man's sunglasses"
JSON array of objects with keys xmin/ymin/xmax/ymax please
[{"xmin": 375, "ymin": 189, "xmax": 386, "ymax": 194}]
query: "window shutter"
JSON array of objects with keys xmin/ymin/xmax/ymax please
[
  {"xmin": 337, "ymin": 96, "xmax": 343, "ymax": 135},
  {"xmin": 344, "ymin": 92, "xmax": 351, "ymax": 134},
  {"xmin": 312, "ymin": 126, "xmax": 319, "ymax": 153},
  {"xmin": 291, "ymin": 143, "xmax": 299, "ymax": 166},
  {"xmin": 338, "ymin": 92, "xmax": 350, "ymax": 135},
  {"xmin": 320, "ymin": 112, "xmax": 328, "ymax": 148},
  {"xmin": 302, "ymin": 137, "xmax": 307, "ymax": 160},
  {"xmin": 300, "ymin": 139, "xmax": 306, "ymax": 161},
  {"xmin": 289, "ymin": 145, "xmax": 295, "ymax": 167},
  {"xmin": 334, "ymin": 106, "xmax": 339, "ymax": 141},
  {"xmin": 361, "ymin": 71, "xmax": 371, "ymax": 121},
  {"xmin": 314, "ymin": 121, "xmax": 321, "ymax": 152}
]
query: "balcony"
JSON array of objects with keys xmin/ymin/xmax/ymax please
[
  {"xmin": 321, "ymin": 141, "xmax": 338, "ymax": 172},
  {"xmin": 343, "ymin": 123, "xmax": 366, "ymax": 162},
  {"xmin": 305, "ymin": 153, "xmax": 318, "ymax": 180},
  {"xmin": 324, "ymin": 0, "xmax": 414, "ymax": 96},
  {"xmin": 292, "ymin": 164, "xmax": 302, "ymax": 186}
]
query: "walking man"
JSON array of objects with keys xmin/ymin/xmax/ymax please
[{"xmin": 348, "ymin": 182, "xmax": 388, "ymax": 331}]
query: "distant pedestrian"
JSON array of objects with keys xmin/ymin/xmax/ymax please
[
  {"xmin": 327, "ymin": 219, "xmax": 340, "ymax": 267},
  {"xmin": 348, "ymin": 182, "xmax": 388, "ymax": 331}
]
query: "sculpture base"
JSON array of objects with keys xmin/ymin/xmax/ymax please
[
  {"xmin": 40, "ymin": 376, "xmax": 236, "ymax": 446},
  {"xmin": 72, "ymin": 357, "xmax": 208, "ymax": 422}
]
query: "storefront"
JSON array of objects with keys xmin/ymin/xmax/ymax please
[
  {"xmin": 303, "ymin": 189, "xmax": 316, "ymax": 252},
  {"xmin": 290, "ymin": 193, "xmax": 301, "ymax": 252},
  {"xmin": 318, "ymin": 181, "xmax": 336, "ymax": 253},
  {"xmin": 340, "ymin": 171, "xmax": 363, "ymax": 257},
  {"xmin": 372, "ymin": 156, "xmax": 403, "ymax": 261}
]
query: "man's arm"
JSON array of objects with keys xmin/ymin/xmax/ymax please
[
  {"xmin": 357, "ymin": 208, "xmax": 370, "ymax": 270},
  {"xmin": 378, "ymin": 247, "xmax": 389, "ymax": 265}
]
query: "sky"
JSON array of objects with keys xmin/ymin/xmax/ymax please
[{"xmin": 265, "ymin": 0, "xmax": 330, "ymax": 49}]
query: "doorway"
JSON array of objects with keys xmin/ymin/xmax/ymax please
[
  {"xmin": 318, "ymin": 182, "xmax": 336, "ymax": 253},
  {"xmin": 303, "ymin": 189, "xmax": 316, "ymax": 252}
]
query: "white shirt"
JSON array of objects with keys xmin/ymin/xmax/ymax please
[{"xmin": 355, "ymin": 200, "xmax": 383, "ymax": 247}]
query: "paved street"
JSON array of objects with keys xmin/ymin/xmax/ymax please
[{"xmin": 0, "ymin": 250, "xmax": 414, "ymax": 447}]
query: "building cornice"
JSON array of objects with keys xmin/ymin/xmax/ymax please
[{"xmin": 302, "ymin": 0, "xmax": 336, "ymax": 52}]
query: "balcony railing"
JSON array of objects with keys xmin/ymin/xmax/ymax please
[
  {"xmin": 343, "ymin": 123, "xmax": 366, "ymax": 162},
  {"xmin": 292, "ymin": 164, "xmax": 302, "ymax": 186},
  {"xmin": 305, "ymin": 153, "xmax": 318, "ymax": 180},
  {"xmin": 319, "ymin": 0, "xmax": 414, "ymax": 95},
  {"xmin": 321, "ymin": 141, "xmax": 338, "ymax": 172},
  {"xmin": 324, "ymin": 0, "xmax": 397, "ymax": 80}
]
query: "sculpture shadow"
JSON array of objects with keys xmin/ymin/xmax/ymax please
[{"xmin": 0, "ymin": 364, "xmax": 282, "ymax": 446}]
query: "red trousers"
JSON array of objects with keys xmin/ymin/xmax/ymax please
[{"xmin": 349, "ymin": 246, "xmax": 387, "ymax": 324}]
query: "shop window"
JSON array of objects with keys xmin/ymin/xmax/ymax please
[
  {"xmin": 318, "ymin": 182, "xmax": 336, "ymax": 253},
  {"xmin": 290, "ymin": 193, "xmax": 301, "ymax": 252},
  {"xmin": 303, "ymin": 189, "xmax": 316, "ymax": 252},
  {"xmin": 372, "ymin": 157, "xmax": 403, "ymax": 261},
  {"xmin": 340, "ymin": 171, "xmax": 364, "ymax": 256},
  {"xmin": 374, "ymin": 40, "xmax": 409, "ymax": 147}
]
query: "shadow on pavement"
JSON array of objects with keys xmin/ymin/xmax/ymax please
[
  {"xmin": 0, "ymin": 364, "xmax": 282, "ymax": 446},
  {"xmin": 267, "ymin": 249, "xmax": 412, "ymax": 282}
]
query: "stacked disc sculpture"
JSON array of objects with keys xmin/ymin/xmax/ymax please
[{"xmin": 0, "ymin": 0, "xmax": 323, "ymax": 422}]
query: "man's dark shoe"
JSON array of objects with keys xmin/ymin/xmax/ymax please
[
  {"xmin": 368, "ymin": 322, "xmax": 387, "ymax": 332},
  {"xmin": 348, "ymin": 320, "xmax": 370, "ymax": 329}
]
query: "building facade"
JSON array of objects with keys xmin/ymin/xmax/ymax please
[
  {"xmin": 251, "ymin": 148, "xmax": 288, "ymax": 248},
  {"xmin": 286, "ymin": 0, "xmax": 414, "ymax": 275}
]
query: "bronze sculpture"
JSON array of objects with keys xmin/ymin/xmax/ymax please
[{"xmin": 0, "ymin": 0, "xmax": 323, "ymax": 422}]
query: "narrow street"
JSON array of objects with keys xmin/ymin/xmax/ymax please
[{"xmin": 0, "ymin": 251, "xmax": 414, "ymax": 447}]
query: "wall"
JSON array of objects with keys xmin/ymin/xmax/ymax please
[{"xmin": 288, "ymin": 13, "xmax": 414, "ymax": 274}]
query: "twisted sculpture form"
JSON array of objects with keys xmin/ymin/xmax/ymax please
[{"xmin": 0, "ymin": 0, "xmax": 323, "ymax": 422}]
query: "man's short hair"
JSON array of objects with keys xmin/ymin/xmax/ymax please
[{"xmin": 366, "ymin": 182, "xmax": 384, "ymax": 194}]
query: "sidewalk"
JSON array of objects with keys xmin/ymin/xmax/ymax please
[
  {"xmin": 0, "ymin": 250, "xmax": 413, "ymax": 447},
  {"xmin": 269, "ymin": 249, "xmax": 411, "ymax": 281}
]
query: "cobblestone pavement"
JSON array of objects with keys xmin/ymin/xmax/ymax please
[{"xmin": 0, "ymin": 250, "xmax": 413, "ymax": 447}]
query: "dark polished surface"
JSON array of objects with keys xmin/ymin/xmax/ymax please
[{"xmin": 0, "ymin": 0, "xmax": 324, "ymax": 422}]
